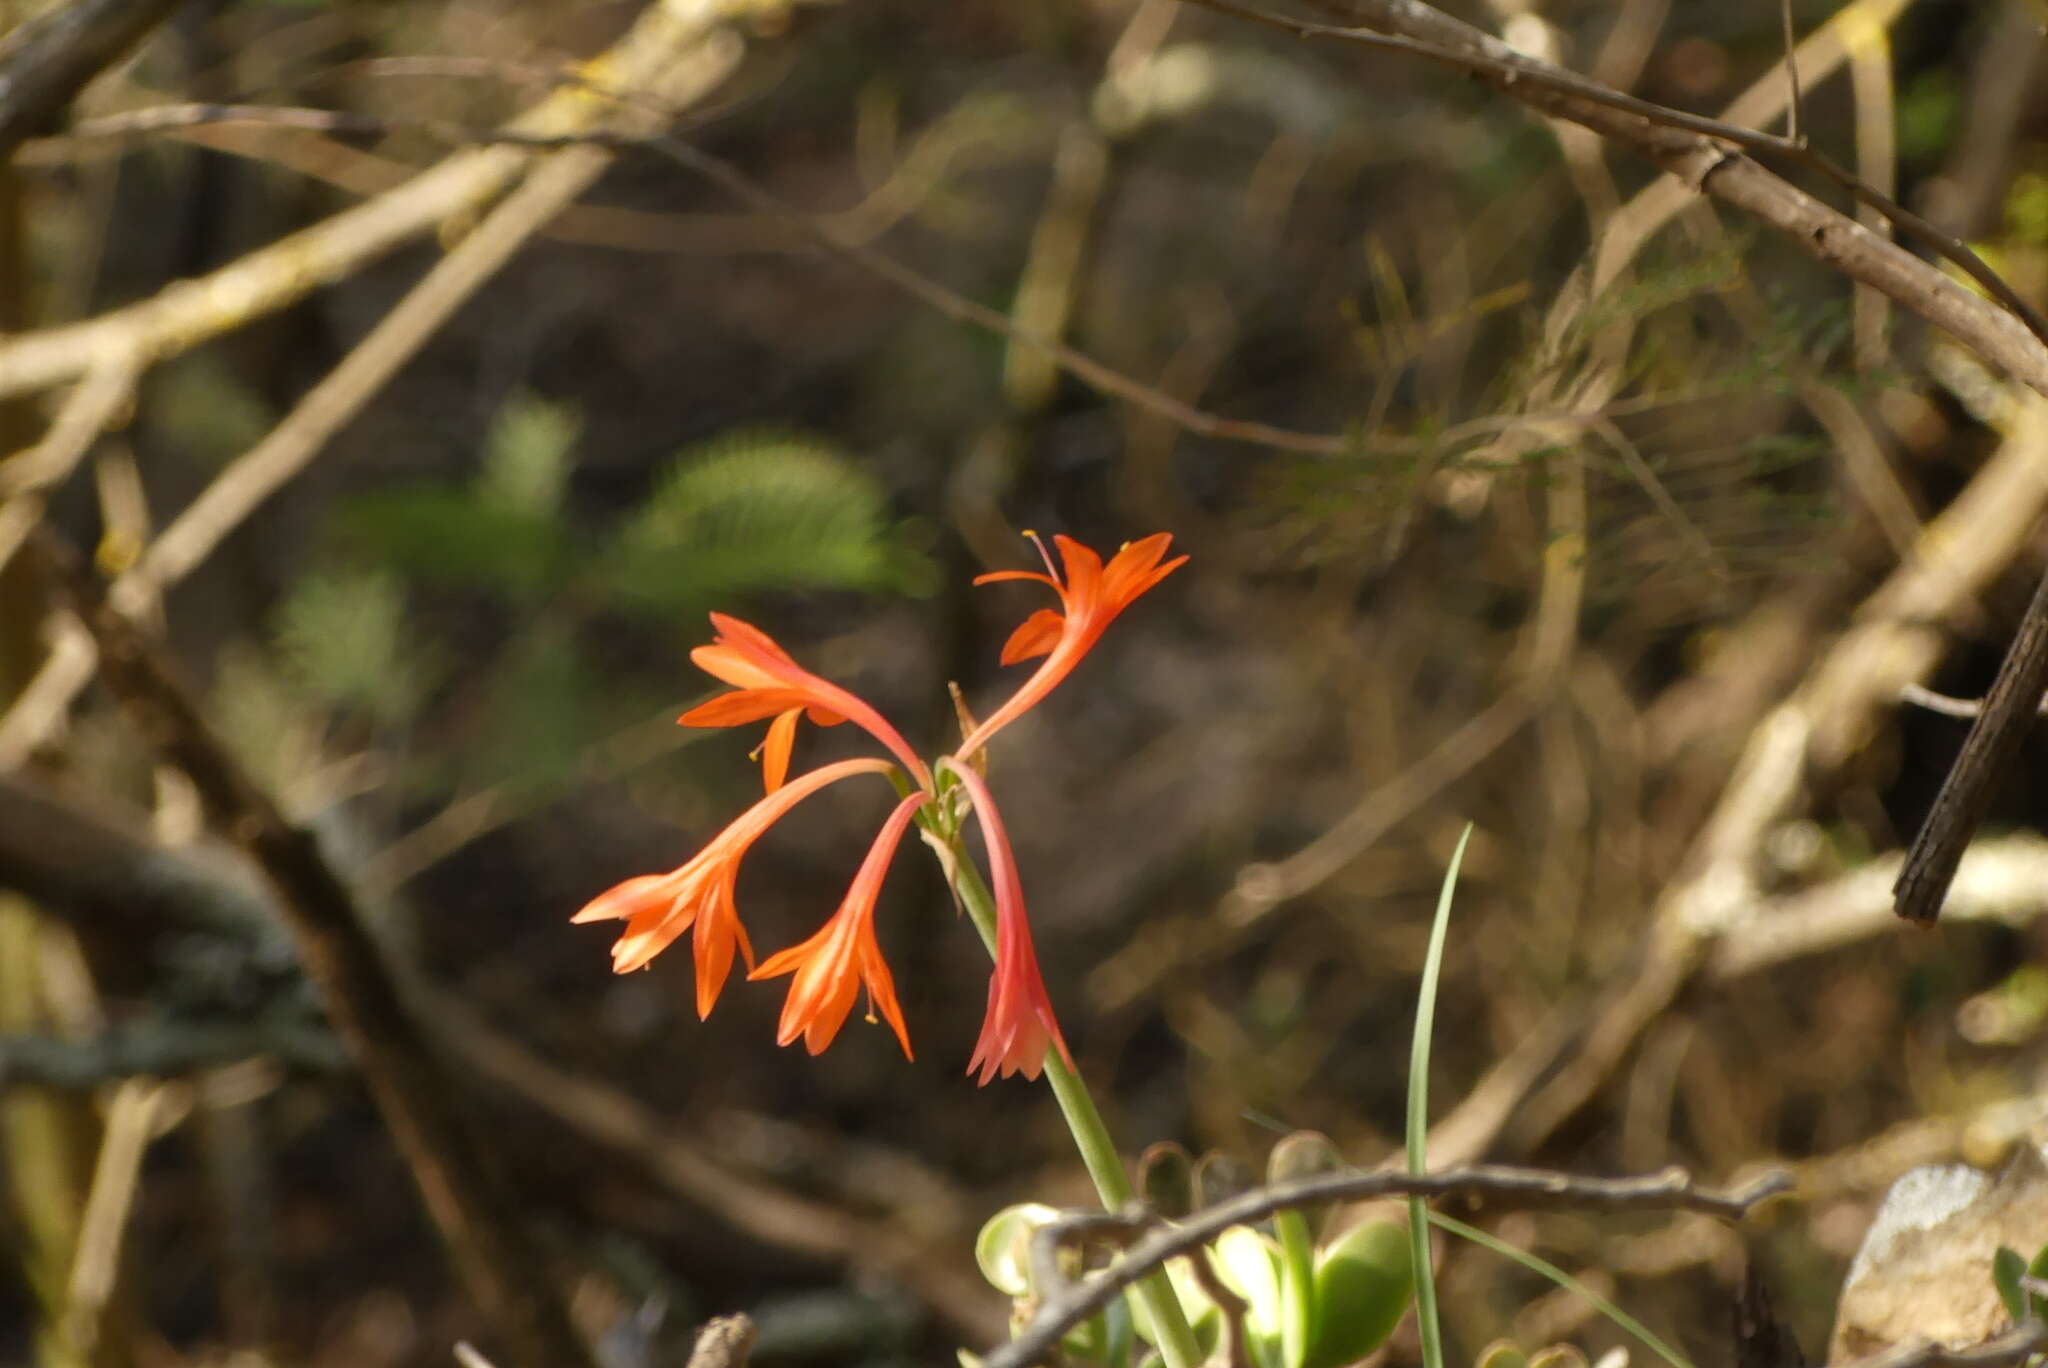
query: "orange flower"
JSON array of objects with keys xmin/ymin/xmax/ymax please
[
  {"xmin": 575, "ymin": 533, "xmax": 1184, "ymax": 1083},
  {"xmin": 749, "ymin": 792, "xmax": 928, "ymax": 1058},
  {"xmin": 572, "ymin": 757, "xmax": 896, "ymax": 1016},
  {"xmin": 947, "ymin": 761, "xmax": 1072, "ymax": 1083},
  {"xmin": 955, "ymin": 533, "xmax": 1186, "ymax": 761},
  {"xmin": 682, "ymin": 612, "xmax": 930, "ymax": 791}
]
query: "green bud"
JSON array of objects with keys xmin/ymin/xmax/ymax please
[
  {"xmin": 1138, "ymin": 1141, "xmax": 1196, "ymax": 1220},
  {"xmin": 1267, "ymin": 1131, "xmax": 1348, "ymax": 1243},
  {"xmin": 1527, "ymin": 1344, "xmax": 1589, "ymax": 1368},
  {"xmin": 1196, "ymin": 1151, "xmax": 1254, "ymax": 1209}
]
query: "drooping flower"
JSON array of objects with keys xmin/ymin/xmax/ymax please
[
  {"xmin": 946, "ymin": 760, "xmax": 1072, "ymax": 1083},
  {"xmin": 683, "ymin": 612, "xmax": 931, "ymax": 791},
  {"xmin": 574, "ymin": 533, "xmax": 1184, "ymax": 1083},
  {"xmin": 750, "ymin": 792, "xmax": 928, "ymax": 1058},
  {"xmin": 572, "ymin": 757, "xmax": 896, "ymax": 1016},
  {"xmin": 955, "ymin": 533, "xmax": 1186, "ymax": 761}
]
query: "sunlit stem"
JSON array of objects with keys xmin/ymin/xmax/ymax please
[
  {"xmin": 1274, "ymin": 1205, "xmax": 1315, "ymax": 1368},
  {"xmin": 935, "ymin": 833, "xmax": 1205, "ymax": 1368}
]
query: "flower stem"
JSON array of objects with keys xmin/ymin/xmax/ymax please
[{"xmin": 935, "ymin": 830, "xmax": 1205, "ymax": 1368}]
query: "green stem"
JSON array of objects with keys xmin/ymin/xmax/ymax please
[
  {"xmin": 936, "ymin": 828, "xmax": 1204, "ymax": 1368},
  {"xmin": 1273, "ymin": 1206, "xmax": 1316, "ymax": 1368}
]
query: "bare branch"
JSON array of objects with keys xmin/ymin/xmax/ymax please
[
  {"xmin": 1712, "ymin": 834, "xmax": 2048, "ymax": 978},
  {"xmin": 1895, "ymin": 562, "xmax": 2048, "ymax": 920},
  {"xmin": 0, "ymin": 0, "xmax": 758, "ymax": 402},
  {"xmin": 0, "ymin": 0, "xmax": 207, "ymax": 157},
  {"xmin": 1495, "ymin": 392, "xmax": 2048, "ymax": 1156},
  {"xmin": 985, "ymin": 1165, "xmax": 1788, "ymax": 1368},
  {"xmin": 1900, "ymin": 682, "xmax": 2048, "ymax": 719},
  {"xmin": 1779, "ymin": 0, "xmax": 1802, "ymax": 146},
  {"xmin": 1184, "ymin": 0, "xmax": 2048, "ymax": 394},
  {"xmin": 1843, "ymin": 1326, "xmax": 2048, "ymax": 1368},
  {"xmin": 20, "ymin": 523, "xmax": 597, "ymax": 1368}
]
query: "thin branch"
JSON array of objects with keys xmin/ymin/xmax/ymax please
[
  {"xmin": 0, "ymin": 0, "xmax": 210, "ymax": 157},
  {"xmin": 1183, "ymin": 0, "xmax": 2048, "ymax": 385},
  {"xmin": 1844, "ymin": 1326, "xmax": 2048, "ymax": 1368},
  {"xmin": 0, "ymin": 0, "xmax": 760, "ymax": 403},
  {"xmin": 985, "ymin": 1165, "xmax": 1788, "ymax": 1368},
  {"xmin": 637, "ymin": 133, "xmax": 1349, "ymax": 455},
  {"xmin": 1712, "ymin": 834, "xmax": 2048, "ymax": 979},
  {"xmin": 19, "ymin": 522, "xmax": 597, "ymax": 1368},
  {"xmin": 1779, "ymin": 0, "xmax": 1802, "ymax": 146},
  {"xmin": 7, "ymin": 102, "xmax": 1367, "ymax": 457},
  {"xmin": 0, "ymin": 354, "xmax": 138, "ymax": 575},
  {"xmin": 1895, "ymin": 560, "xmax": 2048, "ymax": 921},
  {"xmin": 123, "ymin": 62, "xmax": 734, "ymax": 605},
  {"xmin": 1900, "ymin": 681, "xmax": 2048, "ymax": 719},
  {"xmin": 0, "ymin": 1022, "xmax": 345, "ymax": 1089},
  {"xmin": 1498, "ymin": 392, "xmax": 2048, "ymax": 1156},
  {"xmin": 0, "ymin": 0, "xmax": 763, "ymax": 767},
  {"xmin": 0, "ymin": 770, "xmax": 1003, "ymax": 1341}
]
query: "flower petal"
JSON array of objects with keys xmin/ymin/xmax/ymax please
[
  {"xmin": 749, "ymin": 792, "xmax": 926, "ymax": 1059},
  {"xmin": 945, "ymin": 761, "xmax": 1071, "ymax": 1083},
  {"xmin": 571, "ymin": 757, "xmax": 898, "ymax": 1015},
  {"xmin": 757, "ymin": 708, "xmax": 801, "ymax": 792},
  {"xmin": 998, "ymin": 608, "xmax": 1064, "ymax": 666},
  {"xmin": 685, "ymin": 614, "xmax": 929, "ymax": 787},
  {"xmin": 956, "ymin": 533, "xmax": 1185, "ymax": 760}
]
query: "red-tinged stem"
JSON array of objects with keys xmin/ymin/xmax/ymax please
[{"xmin": 927, "ymin": 779, "xmax": 1203, "ymax": 1368}]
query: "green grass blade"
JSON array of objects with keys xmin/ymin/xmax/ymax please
[
  {"xmin": 1407, "ymin": 823, "xmax": 1472, "ymax": 1368},
  {"xmin": 1429, "ymin": 1212, "xmax": 1695, "ymax": 1368}
]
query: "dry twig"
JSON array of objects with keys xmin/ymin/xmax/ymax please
[
  {"xmin": 20, "ymin": 524, "xmax": 596, "ymax": 1368},
  {"xmin": 0, "ymin": 0, "xmax": 757, "ymax": 402},
  {"xmin": 1188, "ymin": 0, "xmax": 2048, "ymax": 381},
  {"xmin": 986, "ymin": 1165, "xmax": 1788, "ymax": 1368},
  {"xmin": 0, "ymin": 0, "xmax": 203, "ymax": 156}
]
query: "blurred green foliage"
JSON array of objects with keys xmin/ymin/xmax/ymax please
[{"xmin": 225, "ymin": 392, "xmax": 934, "ymax": 800}]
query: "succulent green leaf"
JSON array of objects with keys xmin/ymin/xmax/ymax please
[
  {"xmin": 1475, "ymin": 1341, "xmax": 1531, "ymax": 1368},
  {"xmin": 1527, "ymin": 1345, "xmax": 1590, "ymax": 1368},
  {"xmin": 1304, "ymin": 1221, "xmax": 1412, "ymax": 1368},
  {"xmin": 974, "ymin": 1203, "xmax": 1059, "ymax": 1298},
  {"xmin": 1213, "ymin": 1226, "xmax": 1284, "ymax": 1329},
  {"xmin": 1995, "ymin": 1246, "xmax": 2028, "ymax": 1323}
]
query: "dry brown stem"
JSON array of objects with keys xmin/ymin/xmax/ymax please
[
  {"xmin": 21, "ymin": 524, "xmax": 596, "ymax": 1368},
  {"xmin": 1193, "ymin": 0, "xmax": 2048, "ymax": 389},
  {"xmin": 1497, "ymin": 392, "xmax": 2048, "ymax": 1155},
  {"xmin": 0, "ymin": 0, "xmax": 754, "ymax": 403},
  {"xmin": 0, "ymin": 0, "xmax": 760, "ymax": 769}
]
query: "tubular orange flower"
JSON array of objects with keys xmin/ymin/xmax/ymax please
[
  {"xmin": 682, "ymin": 612, "xmax": 931, "ymax": 791},
  {"xmin": 575, "ymin": 532, "xmax": 1184, "ymax": 1083},
  {"xmin": 954, "ymin": 533, "xmax": 1186, "ymax": 761},
  {"xmin": 572, "ymin": 757, "xmax": 897, "ymax": 1016},
  {"xmin": 947, "ymin": 760, "xmax": 1072, "ymax": 1083},
  {"xmin": 749, "ymin": 792, "xmax": 928, "ymax": 1058}
]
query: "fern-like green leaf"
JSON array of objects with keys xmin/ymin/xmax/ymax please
[
  {"xmin": 479, "ymin": 392, "xmax": 579, "ymax": 517},
  {"xmin": 591, "ymin": 431, "xmax": 933, "ymax": 613},
  {"xmin": 340, "ymin": 490, "xmax": 570, "ymax": 600},
  {"xmin": 275, "ymin": 569, "xmax": 437, "ymax": 727}
]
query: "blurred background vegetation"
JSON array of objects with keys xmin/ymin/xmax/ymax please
[{"xmin": 3, "ymin": 0, "xmax": 2048, "ymax": 1364}]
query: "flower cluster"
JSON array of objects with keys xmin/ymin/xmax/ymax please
[{"xmin": 575, "ymin": 533, "xmax": 1185, "ymax": 1083}]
